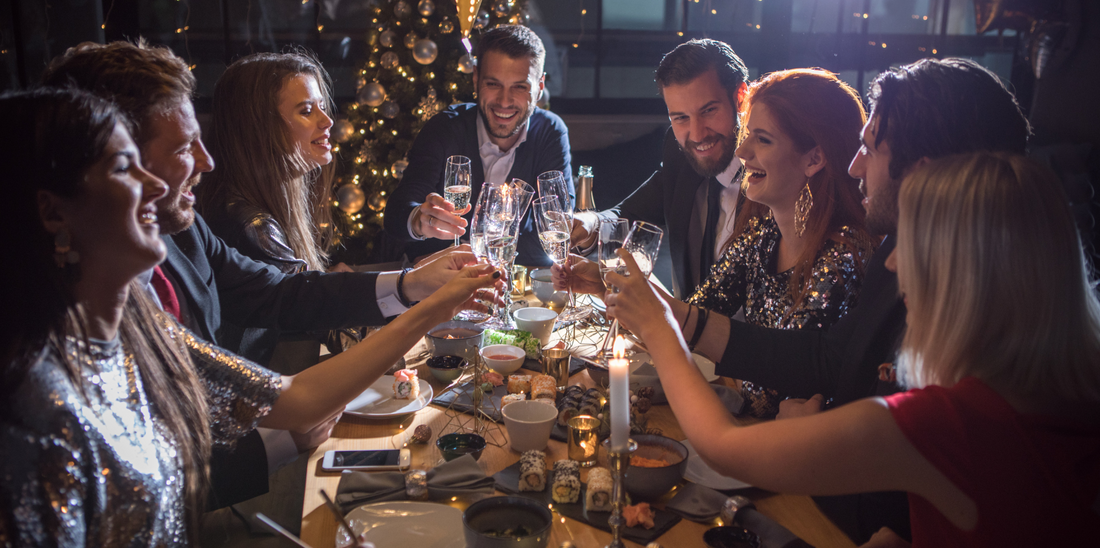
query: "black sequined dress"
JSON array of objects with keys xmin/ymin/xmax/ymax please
[{"xmin": 688, "ymin": 215, "xmax": 873, "ymax": 416}]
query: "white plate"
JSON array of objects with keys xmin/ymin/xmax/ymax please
[
  {"xmin": 629, "ymin": 352, "xmax": 719, "ymax": 382},
  {"xmin": 681, "ymin": 439, "xmax": 752, "ymax": 490},
  {"xmin": 343, "ymin": 376, "xmax": 433, "ymax": 418},
  {"xmin": 340, "ymin": 501, "xmax": 465, "ymax": 548}
]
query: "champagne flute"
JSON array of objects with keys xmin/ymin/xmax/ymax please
[
  {"xmin": 602, "ymin": 220, "xmax": 663, "ymax": 355},
  {"xmin": 443, "ymin": 155, "xmax": 472, "ymax": 246},
  {"xmin": 533, "ymin": 195, "xmax": 592, "ymax": 322},
  {"xmin": 597, "ymin": 217, "xmax": 630, "ymax": 286},
  {"xmin": 479, "ymin": 180, "xmax": 533, "ymax": 329},
  {"xmin": 454, "ymin": 182, "xmax": 501, "ymax": 323}
]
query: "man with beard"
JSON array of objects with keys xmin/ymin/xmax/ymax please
[
  {"xmin": 384, "ymin": 24, "xmax": 572, "ymax": 266},
  {"xmin": 570, "ymin": 39, "xmax": 748, "ymax": 298}
]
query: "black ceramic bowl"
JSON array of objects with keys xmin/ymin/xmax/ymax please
[
  {"xmin": 462, "ymin": 495, "xmax": 552, "ymax": 548},
  {"xmin": 436, "ymin": 433, "xmax": 487, "ymax": 462},
  {"xmin": 584, "ymin": 361, "xmax": 609, "ymax": 387},
  {"xmin": 426, "ymin": 355, "xmax": 468, "ymax": 383},
  {"xmin": 622, "ymin": 434, "xmax": 689, "ymax": 501},
  {"xmin": 704, "ymin": 526, "xmax": 761, "ymax": 548}
]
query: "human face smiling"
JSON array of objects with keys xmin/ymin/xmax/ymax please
[
  {"xmin": 61, "ymin": 123, "xmax": 169, "ymax": 284},
  {"xmin": 735, "ymin": 102, "xmax": 824, "ymax": 216},
  {"xmin": 473, "ymin": 50, "xmax": 544, "ymax": 151},
  {"xmin": 141, "ymin": 100, "xmax": 214, "ymax": 235},
  {"xmin": 278, "ymin": 73, "xmax": 334, "ymax": 170},
  {"xmin": 663, "ymin": 69, "xmax": 740, "ymax": 178},
  {"xmin": 849, "ymin": 114, "xmax": 898, "ymax": 236}
]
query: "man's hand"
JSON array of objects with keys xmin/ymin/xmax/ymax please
[
  {"xmin": 403, "ymin": 245, "xmax": 478, "ymax": 302},
  {"xmin": 412, "ymin": 194, "xmax": 470, "ymax": 240},
  {"xmin": 551, "ymin": 254, "xmax": 605, "ymax": 295},
  {"xmin": 569, "ymin": 211, "xmax": 600, "ymax": 249},
  {"xmin": 776, "ymin": 394, "xmax": 825, "ymax": 420},
  {"xmin": 289, "ymin": 409, "xmax": 341, "ymax": 453}
]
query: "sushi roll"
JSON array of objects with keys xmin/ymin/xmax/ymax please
[
  {"xmin": 519, "ymin": 450, "xmax": 546, "ymax": 492},
  {"xmin": 585, "ymin": 468, "xmax": 613, "ymax": 512},
  {"xmin": 552, "ymin": 473, "xmax": 581, "ymax": 504},
  {"xmin": 553, "ymin": 459, "xmax": 580, "ymax": 479},
  {"xmin": 508, "ymin": 374, "xmax": 532, "ymax": 395},
  {"xmin": 392, "ymin": 369, "xmax": 419, "ymax": 399},
  {"xmin": 531, "ymin": 375, "xmax": 556, "ymax": 400},
  {"xmin": 502, "ymin": 393, "xmax": 527, "ymax": 407}
]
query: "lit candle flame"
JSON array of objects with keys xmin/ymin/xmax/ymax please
[{"xmin": 613, "ymin": 336, "xmax": 627, "ymax": 359}]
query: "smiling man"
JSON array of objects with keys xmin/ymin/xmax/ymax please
[
  {"xmin": 570, "ymin": 39, "xmax": 749, "ymax": 298},
  {"xmin": 384, "ymin": 25, "xmax": 572, "ymax": 266}
]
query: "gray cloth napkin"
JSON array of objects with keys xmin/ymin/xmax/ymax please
[
  {"xmin": 334, "ymin": 454, "xmax": 495, "ymax": 512},
  {"xmin": 632, "ymin": 377, "xmax": 745, "ymax": 414},
  {"xmin": 667, "ymin": 484, "xmax": 813, "ymax": 548}
]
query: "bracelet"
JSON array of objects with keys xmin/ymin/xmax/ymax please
[
  {"xmin": 688, "ymin": 306, "xmax": 709, "ymax": 349},
  {"xmin": 396, "ymin": 268, "xmax": 417, "ymax": 308},
  {"xmin": 680, "ymin": 305, "xmax": 693, "ymax": 332}
]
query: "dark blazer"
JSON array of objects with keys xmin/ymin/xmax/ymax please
[
  {"xmin": 383, "ymin": 103, "xmax": 573, "ymax": 267},
  {"xmin": 613, "ymin": 128, "xmax": 715, "ymax": 299},
  {"xmin": 161, "ymin": 214, "xmax": 386, "ymax": 508}
]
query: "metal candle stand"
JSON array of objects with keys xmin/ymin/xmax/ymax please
[{"xmin": 603, "ymin": 438, "xmax": 638, "ymax": 548}]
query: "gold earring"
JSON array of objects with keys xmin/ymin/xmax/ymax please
[
  {"xmin": 54, "ymin": 228, "xmax": 79, "ymax": 267},
  {"xmin": 794, "ymin": 183, "xmax": 813, "ymax": 238}
]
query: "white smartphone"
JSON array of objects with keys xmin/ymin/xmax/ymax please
[{"xmin": 322, "ymin": 449, "xmax": 411, "ymax": 472}]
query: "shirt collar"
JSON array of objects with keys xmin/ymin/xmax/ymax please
[
  {"xmin": 476, "ymin": 110, "xmax": 530, "ymax": 156},
  {"xmin": 715, "ymin": 156, "xmax": 743, "ymax": 188}
]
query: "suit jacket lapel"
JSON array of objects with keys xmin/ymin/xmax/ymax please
[
  {"xmin": 160, "ymin": 235, "xmax": 218, "ymax": 343},
  {"xmin": 670, "ymin": 168, "xmax": 706, "ymax": 297}
]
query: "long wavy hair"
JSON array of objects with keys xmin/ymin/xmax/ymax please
[
  {"xmin": 896, "ymin": 153, "xmax": 1100, "ymax": 404},
  {"xmin": 201, "ymin": 50, "xmax": 336, "ymax": 271},
  {"xmin": 0, "ymin": 88, "xmax": 211, "ymax": 539},
  {"xmin": 732, "ymin": 68, "xmax": 871, "ymax": 305}
]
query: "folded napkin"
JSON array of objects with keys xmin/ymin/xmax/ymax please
[
  {"xmin": 335, "ymin": 454, "xmax": 495, "ymax": 512},
  {"xmin": 667, "ymin": 484, "xmax": 813, "ymax": 548}
]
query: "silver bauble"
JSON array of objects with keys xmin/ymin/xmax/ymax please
[
  {"xmin": 392, "ymin": 159, "xmax": 409, "ymax": 179},
  {"xmin": 492, "ymin": 0, "xmax": 512, "ymax": 18},
  {"xmin": 473, "ymin": 10, "xmax": 490, "ymax": 30},
  {"xmin": 403, "ymin": 32, "xmax": 418, "ymax": 49},
  {"xmin": 336, "ymin": 184, "xmax": 366, "ymax": 214},
  {"xmin": 368, "ymin": 192, "xmax": 387, "ymax": 212},
  {"xmin": 379, "ymin": 29, "xmax": 397, "ymax": 48},
  {"xmin": 413, "ymin": 39, "xmax": 438, "ymax": 65},
  {"xmin": 417, "ymin": 0, "xmax": 434, "ymax": 17},
  {"xmin": 331, "ymin": 119, "xmax": 355, "ymax": 143},
  {"xmin": 457, "ymin": 53, "xmax": 475, "ymax": 74},
  {"xmin": 439, "ymin": 17, "xmax": 454, "ymax": 34},
  {"xmin": 357, "ymin": 81, "xmax": 386, "ymax": 107},
  {"xmin": 380, "ymin": 100, "xmax": 399, "ymax": 119},
  {"xmin": 380, "ymin": 51, "xmax": 400, "ymax": 70},
  {"xmin": 393, "ymin": 0, "xmax": 412, "ymax": 18}
]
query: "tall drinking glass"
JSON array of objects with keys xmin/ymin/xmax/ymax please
[
  {"xmin": 533, "ymin": 195, "xmax": 592, "ymax": 322},
  {"xmin": 602, "ymin": 220, "xmax": 664, "ymax": 354},
  {"xmin": 443, "ymin": 155, "xmax": 472, "ymax": 246},
  {"xmin": 480, "ymin": 180, "xmax": 533, "ymax": 329},
  {"xmin": 597, "ymin": 217, "xmax": 630, "ymax": 286},
  {"xmin": 537, "ymin": 170, "xmax": 591, "ymax": 321},
  {"xmin": 454, "ymin": 182, "xmax": 501, "ymax": 323}
]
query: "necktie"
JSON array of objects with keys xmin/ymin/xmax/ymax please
[
  {"xmin": 150, "ymin": 265, "xmax": 181, "ymax": 321},
  {"xmin": 699, "ymin": 177, "xmax": 723, "ymax": 279}
]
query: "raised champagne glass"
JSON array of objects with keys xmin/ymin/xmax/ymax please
[{"xmin": 443, "ymin": 155, "xmax": 472, "ymax": 246}]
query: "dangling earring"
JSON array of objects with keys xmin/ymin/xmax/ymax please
[
  {"xmin": 794, "ymin": 182, "xmax": 813, "ymax": 238},
  {"xmin": 54, "ymin": 228, "xmax": 79, "ymax": 267}
]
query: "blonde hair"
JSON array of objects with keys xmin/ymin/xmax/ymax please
[
  {"xmin": 202, "ymin": 51, "xmax": 336, "ymax": 271},
  {"xmin": 896, "ymin": 153, "xmax": 1100, "ymax": 404}
]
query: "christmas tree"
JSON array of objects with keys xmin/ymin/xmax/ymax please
[{"xmin": 330, "ymin": 0, "xmax": 530, "ymax": 264}]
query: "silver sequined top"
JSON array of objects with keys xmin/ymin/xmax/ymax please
[
  {"xmin": 0, "ymin": 318, "xmax": 281, "ymax": 547},
  {"xmin": 689, "ymin": 215, "xmax": 873, "ymax": 330}
]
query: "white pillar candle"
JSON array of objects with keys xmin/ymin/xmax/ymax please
[{"xmin": 609, "ymin": 336, "xmax": 630, "ymax": 452}]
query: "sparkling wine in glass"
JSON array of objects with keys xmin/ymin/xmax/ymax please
[
  {"xmin": 533, "ymin": 195, "xmax": 592, "ymax": 322},
  {"xmin": 597, "ymin": 217, "xmax": 630, "ymax": 285},
  {"xmin": 443, "ymin": 155, "xmax": 472, "ymax": 246}
]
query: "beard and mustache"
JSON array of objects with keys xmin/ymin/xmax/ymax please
[{"xmin": 682, "ymin": 128, "xmax": 738, "ymax": 178}]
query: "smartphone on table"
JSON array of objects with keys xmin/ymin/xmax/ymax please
[{"xmin": 321, "ymin": 448, "xmax": 411, "ymax": 472}]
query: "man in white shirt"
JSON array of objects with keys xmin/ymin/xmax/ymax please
[
  {"xmin": 384, "ymin": 25, "xmax": 573, "ymax": 267},
  {"xmin": 570, "ymin": 39, "xmax": 748, "ymax": 298}
]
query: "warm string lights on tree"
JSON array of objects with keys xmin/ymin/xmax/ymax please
[{"xmin": 330, "ymin": 0, "xmax": 529, "ymax": 263}]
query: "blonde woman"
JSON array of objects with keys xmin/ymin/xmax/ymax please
[{"xmin": 606, "ymin": 152, "xmax": 1100, "ymax": 546}]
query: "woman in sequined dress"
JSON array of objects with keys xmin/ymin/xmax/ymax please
[{"xmin": 0, "ymin": 89, "xmax": 499, "ymax": 546}]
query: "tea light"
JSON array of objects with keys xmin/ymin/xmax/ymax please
[
  {"xmin": 567, "ymin": 415, "xmax": 600, "ymax": 466},
  {"xmin": 609, "ymin": 336, "xmax": 630, "ymax": 452}
]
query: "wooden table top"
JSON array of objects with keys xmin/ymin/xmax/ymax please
[{"xmin": 302, "ymin": 299, "xmax": 855, "ymax": 547}]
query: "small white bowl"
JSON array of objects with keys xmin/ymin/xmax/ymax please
[
  {"xmin": 501, "ymin": 400, "xmax": 558, "ymax": 453},
  {"xmin": 480, "ymin": 344, "xmax": 526, "ymax": 374}
]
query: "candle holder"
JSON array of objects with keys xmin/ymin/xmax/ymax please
[
  {"xmin": 602, "ymin": 438, "xmax": 638, "ymax": 548},
  {"xmin": 567, "ymin": 415, "xmax": 600, "ymax": 466}
]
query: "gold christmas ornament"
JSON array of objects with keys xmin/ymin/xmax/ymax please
[
  {"xmin": 417, "ymin": 0, "xmax": 435, "ymax": 17},
  {"xmin": 413, "ymin": 38, "xmax": 439, "ymax": 65},
  {"xmin": 336, "ymin": 184, "xmax": 366, "ymax": 214}
]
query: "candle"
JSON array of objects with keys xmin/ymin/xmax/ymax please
[{"xmin": 609, "ymin": 336, "xmax": 630, "ymax": 452}]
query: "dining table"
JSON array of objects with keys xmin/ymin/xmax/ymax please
[{"xmin": 300, "ymin": 291, "xmax": 858, "ymax": 548}]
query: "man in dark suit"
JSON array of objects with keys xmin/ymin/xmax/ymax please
[
  {"xmin": 43, "ymin": 40, "xmax": 477, "ymax": 512},
  {"xmin": 384, "ymin": 25, "xmax": 572, "ymax": 267},
  {"xmin": 570, "ymin": 39, "xmax": 748, "ymax": 299}
]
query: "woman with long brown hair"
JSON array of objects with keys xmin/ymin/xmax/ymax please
[{"xmin": 0, "ymin": 87, "xmax": 498, "ymax": 546}]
